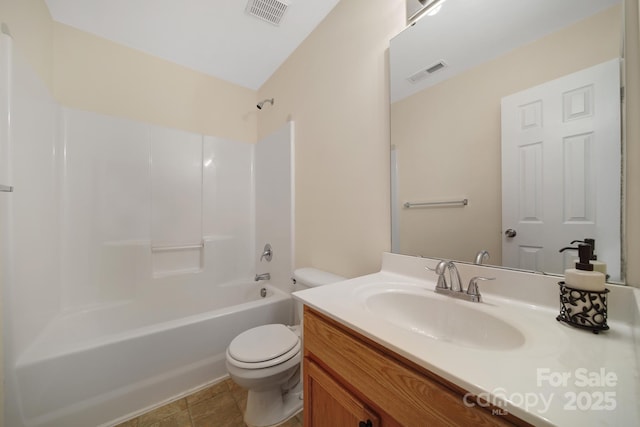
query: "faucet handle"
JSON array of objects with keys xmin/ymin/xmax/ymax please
[
  {"xmin": 260, "ymin": 243, "xmax": 273, "ymax": 262},
  {"xmin": 467, "ymin": 276, "xmax": 495, "ymax": 298},
  {"xmin": 426, "ymin": 260, "xmax": 449, "ymax": 290}
]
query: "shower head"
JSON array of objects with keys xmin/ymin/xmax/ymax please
[{"xmin": 257, "ymin": 98, "xmax": 274, "ymax": 110}]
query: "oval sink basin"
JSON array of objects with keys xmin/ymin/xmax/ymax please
[{"xmin": 365, "ymin": 291, "xmax": 525, "ymax": 350}]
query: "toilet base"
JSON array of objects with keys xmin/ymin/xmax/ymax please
[{"xmin": 244, "ymin": 381, "xmax": 303, "ymax": 427}]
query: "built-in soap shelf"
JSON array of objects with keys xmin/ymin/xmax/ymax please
[
  {"xmin": 151, "ymin": 242, "xmax": 204, "ymax": 252},
  {"xmin": 98, "ymin": 237, "xmax": 240, "ymax": 281},
  {"xmin": 151, "ymin": 241, "xmax": 204, "ymax": 278},
  {"xmin": 150, "ymin": 236, "xmax": 238, "ymax": 279}
]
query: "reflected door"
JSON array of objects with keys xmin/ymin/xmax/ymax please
[{"xmin": 501, "ymin": 59, "xmax": 620, "ymax": 277}]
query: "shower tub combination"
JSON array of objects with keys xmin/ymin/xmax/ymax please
[
  {"xmin": 13, "ymin": 279, "xmax": 292, "ymax": 427},
  {"xmin": 2, "ymin": 26, "xmax": 296, "ymax": 427}
]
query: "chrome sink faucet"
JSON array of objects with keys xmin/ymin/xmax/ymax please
[
  {"xmin": 446, "ymin": 261, "xmax": 463, "ymax": 292},
  {"xmin": 426, "ymin": 260, "xmax": 494, "ymax": 303},
  {"xmin": 474, "ymin": 250, "xmax": 490, "ymax": 265},
  {"xmin": 255, "ymin": 273, "xmax": 270, "ymax": 282}
]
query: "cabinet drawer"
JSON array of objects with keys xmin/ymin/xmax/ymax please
[{"xmin": 304, "ymin": 307, "xmax": 523, "ymax": 427}]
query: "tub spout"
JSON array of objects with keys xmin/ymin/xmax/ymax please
[{"xmin": 255, "ymin": 273, "xmax": 270, "ymax": 282}]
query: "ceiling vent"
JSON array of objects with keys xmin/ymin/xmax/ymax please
[
  {"xmin": 246, "ymin": 0, "xmax": 290, "ymax": 26},
  {"xmin": 407, "ymin": 60, "xmax": 447, "ymax": 84}
]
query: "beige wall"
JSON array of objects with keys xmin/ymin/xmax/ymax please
[
  {"xmin": 53, "ymin": 23, "xmax": 257, "ymax": 143},
  {"xmin": 257, "ymin": 0, "xmax": 406, "ymax": 278},
  {"xmin": 392, "ymin": 6, "xmax": 623, "ymax": 268},
  {"xmin": 0, "ymin": 0, "xmax": 53, "ymax": 88}
]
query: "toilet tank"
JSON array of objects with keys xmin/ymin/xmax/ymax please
[
  {"xmin": 292, "ymin": 268, "xmax": 345, "ymax": 323},
  {"xmin": 293, "ymin": 268, "xmax": 345, "ymax": 291}
]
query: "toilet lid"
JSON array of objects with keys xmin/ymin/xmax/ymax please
[{"xmin": 228, "ymin": 324, "xmax": 299, "ymax": 364}]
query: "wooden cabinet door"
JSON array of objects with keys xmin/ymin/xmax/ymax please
[{"xmin": 304, "ymin": 358, "xmax": 380, "ymax": 427}]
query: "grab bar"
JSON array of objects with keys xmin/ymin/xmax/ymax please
[
  {"xmin": 0, "ymin": 184, "xmax": 13, "ymax": 192},
  {"xmin": 151, "ymin": 242, "xmax": 204, "ymax": 252},
  {"xmin": 403, "ymin": 198, "xmax": 468, "ymax": 208}
]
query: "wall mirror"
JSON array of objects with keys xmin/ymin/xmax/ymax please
[{"xmin": 390, "ymin": 0, "xmax": 626, "ymax": 283}]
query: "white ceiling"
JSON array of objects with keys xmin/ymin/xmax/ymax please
[
  {"xmin": 390, "ymin": 0, "xmax": 621, "ymax": 103},
  {"xmin": 44, "ymin": 0, "xmax": 341, "ymax": 90}
]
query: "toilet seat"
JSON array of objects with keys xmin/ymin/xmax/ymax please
[{"xmin": 227, "ymin": 324, "xmax": 301, "ymax": 370}]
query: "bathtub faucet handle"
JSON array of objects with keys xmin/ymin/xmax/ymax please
[{"xmin": 260, "ymin": 243, "xmax": 273, "ymax": 262}]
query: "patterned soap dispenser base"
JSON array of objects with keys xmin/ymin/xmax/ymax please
[{"xmin": 557, "ymin": 244, "xmax": 609, "ymax": 333}]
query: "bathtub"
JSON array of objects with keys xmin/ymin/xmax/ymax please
[{"xmin": 13, "ymin": 281, "xmax": 292, "ymax": 427}]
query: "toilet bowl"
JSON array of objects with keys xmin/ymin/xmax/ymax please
[{"xmin": 226, "ymin": 268, "xmax": 345, "ymax": 427}]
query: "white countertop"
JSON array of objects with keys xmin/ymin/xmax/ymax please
[{"xmin": 293, "ymin": 253, "xmax": 640, "ymax": 427}]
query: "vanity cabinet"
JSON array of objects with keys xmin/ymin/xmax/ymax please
[
  {"xmin": 306, "ymin": 358, "xmax": 381, "ymax": 427},
  {"xmin": 303, "ymin": 306, "xmax": 531, "ymax": 427}
]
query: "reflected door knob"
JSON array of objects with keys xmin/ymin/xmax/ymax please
[
  {"xmin": 359, "ymin": 421, "xmax": 373, "ymax": 427},
  {"xmin": 504, "ymin": 228, "xmax": 517, "ymax": 238}
]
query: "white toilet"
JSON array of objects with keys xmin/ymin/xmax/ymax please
[{"xmin": 226, "ymin": 268, "xmax": 345, "ymax": 427}]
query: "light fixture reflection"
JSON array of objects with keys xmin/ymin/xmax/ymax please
[{"xmin": 426, "ymin": 0, "xmax": 448, "ymax": 16}]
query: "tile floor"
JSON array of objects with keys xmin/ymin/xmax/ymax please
[{"xmin": 115, "ymin": 378, "xmax": 303, "ymax": 427}]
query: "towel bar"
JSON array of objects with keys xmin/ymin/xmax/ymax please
[{"xmin": 403, "ymin": 198, "xmax": 468, "ymax": 208}]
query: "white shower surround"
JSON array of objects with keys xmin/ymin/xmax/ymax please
[
  {"xmin": 58, "ymin": 107, "xmax": 257, "ymax": 308},
  {"xmin": 1, "ymin": 32, "xmax": 295, "ymax": 427}
]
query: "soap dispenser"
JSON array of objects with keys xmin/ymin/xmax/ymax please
[
  {"xmin": 557, "ymin": 244, "xmax": 609, "ymax": 333},
  {"xmin": 571, "ymin": 238, "xmax": 607, "ymax": 276},
  {"xmin": 559, "ymin": 244, "xmax": 605, "ymax": 291}
]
